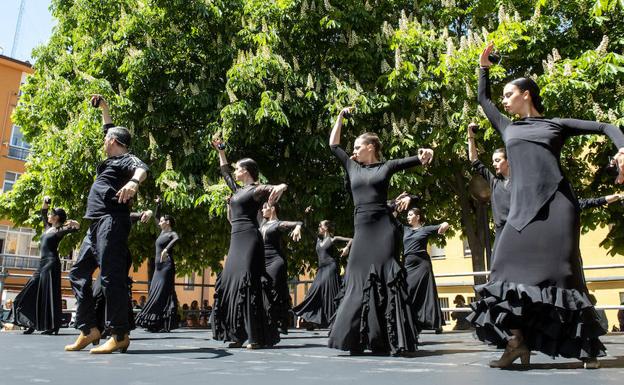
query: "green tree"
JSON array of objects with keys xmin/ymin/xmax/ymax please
[{"xmin": 2, "ymin": 0, "xmax": 623, "ymax": 282}]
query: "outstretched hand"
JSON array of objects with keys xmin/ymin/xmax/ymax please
[
  {"xmin": 66, "ymin": 220, "xmax": 81, "ymax": 230},
  {"xmin": 480, "ymin": 42, "xmax": 494, "ymax": 68},
  {"xmin": 418, "ymin": 148, "xmax": 434, "ymax": 165},
  {"xmin": 290, "ymin": 226, "xmax": 302, "ymax": 242},
  {"xmin": 140, "ymin": 210, "xmax": 153, "ymax": 223},
  {"xmin": 339, "ymin": 246, "xmax": 350, "ymax": 257},
  {"xmin": 268, "ymin": 184, "xmax": 287, "ymax": 205},
  {"xmin": 395, "ymin": 194, "xmax": 412, "ymax": 212}
]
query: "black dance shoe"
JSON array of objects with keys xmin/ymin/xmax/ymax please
[
  {"xmin": 23, "ymin": 327, "xmax": 35, "ymax": 335},
  {"xmin": 41, "ymin": 328, "xmax": 59, "ymax": 335}
]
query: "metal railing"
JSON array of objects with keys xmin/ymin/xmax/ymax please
[
  {"xmin": 0, "ymin": 254, "xmax": 75, "ymax": 272},
  {"xmin": 2, "ymin": 263, "xmax": 624, "ymax": 313},
  {"xmin": 7, "ymin": 145, "xmax": 30, "ymax": 160}
]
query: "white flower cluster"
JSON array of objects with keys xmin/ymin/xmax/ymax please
[{"xmin": 596, "ymin": 35, "xmax": 609, "ymax": 55}]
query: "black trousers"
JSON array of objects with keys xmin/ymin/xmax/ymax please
[{"xmin": 69, "ymin": 215, "xmax": 131, "ymax": 336}]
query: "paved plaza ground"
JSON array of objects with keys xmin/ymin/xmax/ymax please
[{"xmin": 1, "ymin": 328, "xmax": 624, "ymax": 385}]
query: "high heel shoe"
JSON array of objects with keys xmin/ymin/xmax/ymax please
[
  {"xmin": 246, "ymin": 343, "xmax": 260, "ymax": 350},
  {"xmin": 23, "ymin": 327, "xmax": 35, "ymax": 335},
  {"xmin": 583, "ymin": 358, "xmax": 600, "ymax": 369},
  {"xmin": 41, "ymin": 328, "xmax": 59, "ymax": 335},
  {"xmin": 89, "ymin": 334, "xmax": 130, "ymax": 354},
  {"xmin": 489, "ymin": 344, "xmax": 530, "ymax": 368},
  {"xmin": 64, "ymin": 327, "xmax": 101, "ymax": 351}
]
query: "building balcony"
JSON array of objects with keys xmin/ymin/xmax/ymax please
[
  {"xmin": 7, "ymin": 146, "xmax": 30, "ymax": 161},
  {"xmin": 0, "ymin": 254, "xmax": 74, "ymax": 272}
]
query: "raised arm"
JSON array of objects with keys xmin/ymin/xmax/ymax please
[
  {"xmin": 41, "ymin": 196, "xmax": 51, "ymax": 230},
  {"xmin": 467, "ymin": 123, "xmax": 479, "ymax": 163},
  {"xmin": 212, "ymin": 139, "xmax": 238, "ymax": 192},
  {"xmin": 153, "ymin": 198, "xmax": 162, "ymax": 226},
  {"xmin": 91, "ymin": 95, "xmax": 113, "ymax": 135},
  {"xmin": 478, "ymin": 44, "xmax": 512, "ymax": 135},
  {"xmin": 329, "ymin": 107, "xmax": 352, "ymax": 146}
]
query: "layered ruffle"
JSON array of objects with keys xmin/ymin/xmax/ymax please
[
  {"xmin": 467, "ymin": 280, "xmax": 606, "ymax": 359},
  {"xmin": 211, "ymin": 272, "xmax": 280, "ymax": 346},
  {"xmin": 293, "ymin": 262, "xmax": 341, "ymax": 328},
  {"xmin": 328, "ymin": 262, "xmax": 418, "ymax": 355}
]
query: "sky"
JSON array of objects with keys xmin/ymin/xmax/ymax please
[{"xmin": 0, "ymin": 0, "xmax": 54, "ymax": 63}]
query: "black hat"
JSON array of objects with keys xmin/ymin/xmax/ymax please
[{"xmin": 50, "ymin": 208, "xmax": 67, "ymax": 224}]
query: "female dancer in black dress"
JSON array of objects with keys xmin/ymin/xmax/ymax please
[
  {"xmin": 393, "ymin": 198, "xmax": 449, "ymax": 333},
  {"xmin": 12, "ymin": 196, "xmax": 80, "ymax": 334},
  {"xmin": 467, "ymin": 43, "xmax": 624, "ymax": 369},
  {"xmin": 135, "ymin": 199, "xmax": 180, "ymax": 332},
  {"xmin": 260, "ymin": 202, "xmax": 303, "ymax": 334},
  {"xmin": 293, "ymin": 219, "xmax": 351, "ymax": 329},
  {"xmin": 327, "ymin": 107, "xmax": 434, "ymax": 355},
  {"xmin": 467, "ymin": 122, "xmax": 510, "ymax": 262},
  {"xmin": 211, "ymin": 139, "xmax": 287, "ymax": 349}
]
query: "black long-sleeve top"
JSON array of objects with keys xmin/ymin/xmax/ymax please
[
  {"xmin": 478, "ymin": 68, "xmax": 624, "ymax": 231},
  {"xmin": 471, "ymin": 159, "xmax": 510, "ymax": 229},
  {"xmin": 578, "ymin": 196, "xmax": 609, "ymax": 210},
  {"xmin": 85, "ymin": 123, "xmax": 149, "ymax": 219},
  {"xmin": 261, "ymin": 220, "xmax": 303, "ymax": 258},
  {"xmin": 39, "ymin": 209, "xmax": 78, "ymax": 258},
  {"xmin": 220, "ymin": 164, "xmax": 273, "ymax": 232},
  {"xmin": 152, "ymin": 202, "xmax": 179, "ymax": 261},
  {"xmin": 330, "ymin": 145, "xmax": 422, "ymax": 211}
]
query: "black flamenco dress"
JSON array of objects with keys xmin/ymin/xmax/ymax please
[
  {"xmin": 261, "ymin": 219, "xmax": 302, "ymax": 332},
  {"xmin": 12, "ymin": 209, "xmax": 77, "ymax": 331},
  {"xmin": 135, "ymin": 228, "xmax": 180, "ymax": 332},
  {"xmin": 401, "ymin": 224, "xmax": 445, "ymax": 332},
  {"xmin": 211, "ymin": 165, "xmax": 280, "ymax": 346},
  {"xmin": 327, "ymin": 145, "xmax": 421, "ymax": 354},
  {"xmin": 293, "ymin": 236, "xmax": 342, "ymax": 328},
  {"xmin": 467, "ymin": 67, "xmax": 624, "ymax": 359}
]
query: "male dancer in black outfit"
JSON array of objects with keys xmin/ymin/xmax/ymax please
[{"xmin": 65, "ymin": 95, "xmax": 148, "ymax": 354}]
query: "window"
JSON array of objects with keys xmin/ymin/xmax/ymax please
[
  {"xmin": 8, "ymin": 126, "xmax": 30, "ymax": 160},
  {"xmin": 463, "ymin": 239, "xmax": 472, "ymax": 257},
  {"xmin": 184, "ymin": 273, "xmax": 195, "ymax": 291},
  {"xmin": 430, "ymin": 243, "xmax": 446, "ymax": 259},
  {"xmin": 619, "ymin": 292, "xmax": 624, "ymax": 305},
  {"xmin": 0, "ymin": 227, "xmax": 35, "ymax": 256},
  {"xmin": 3, "ymin": 172, "xmax": 21, "ymax": 192},
  {"xmin": 438, "ymin": 297, "xmax": 450, "ymax": 322}
]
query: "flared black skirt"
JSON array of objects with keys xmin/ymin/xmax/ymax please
[
  {"xmin": 405, "ymin": 253, "xmax": 445, "ymax": 331},
  {"xmin": 293, "ymin": 261, "xmax": 341, "ymax": 328},
  {"xmin": 211, "ymin": 228, "xmax": 280, "ymax": 346},
  {"xmin": 328, "ymin": 210, "xmax": 418, "ymax": 354},
  {"xmin": 12, "ymin": 255, "xmax": 62, "ymax": 331},
  {"xmin": 467, "ymin": 185, "xmax": 606, "ymax": 359},
  {"xmin": 135, "ymin": 260, "xmax": 179, "ymax": 332},
  {"xmin": 265, "ymin": 253, "xmax": 291, "ymax": 331}
]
